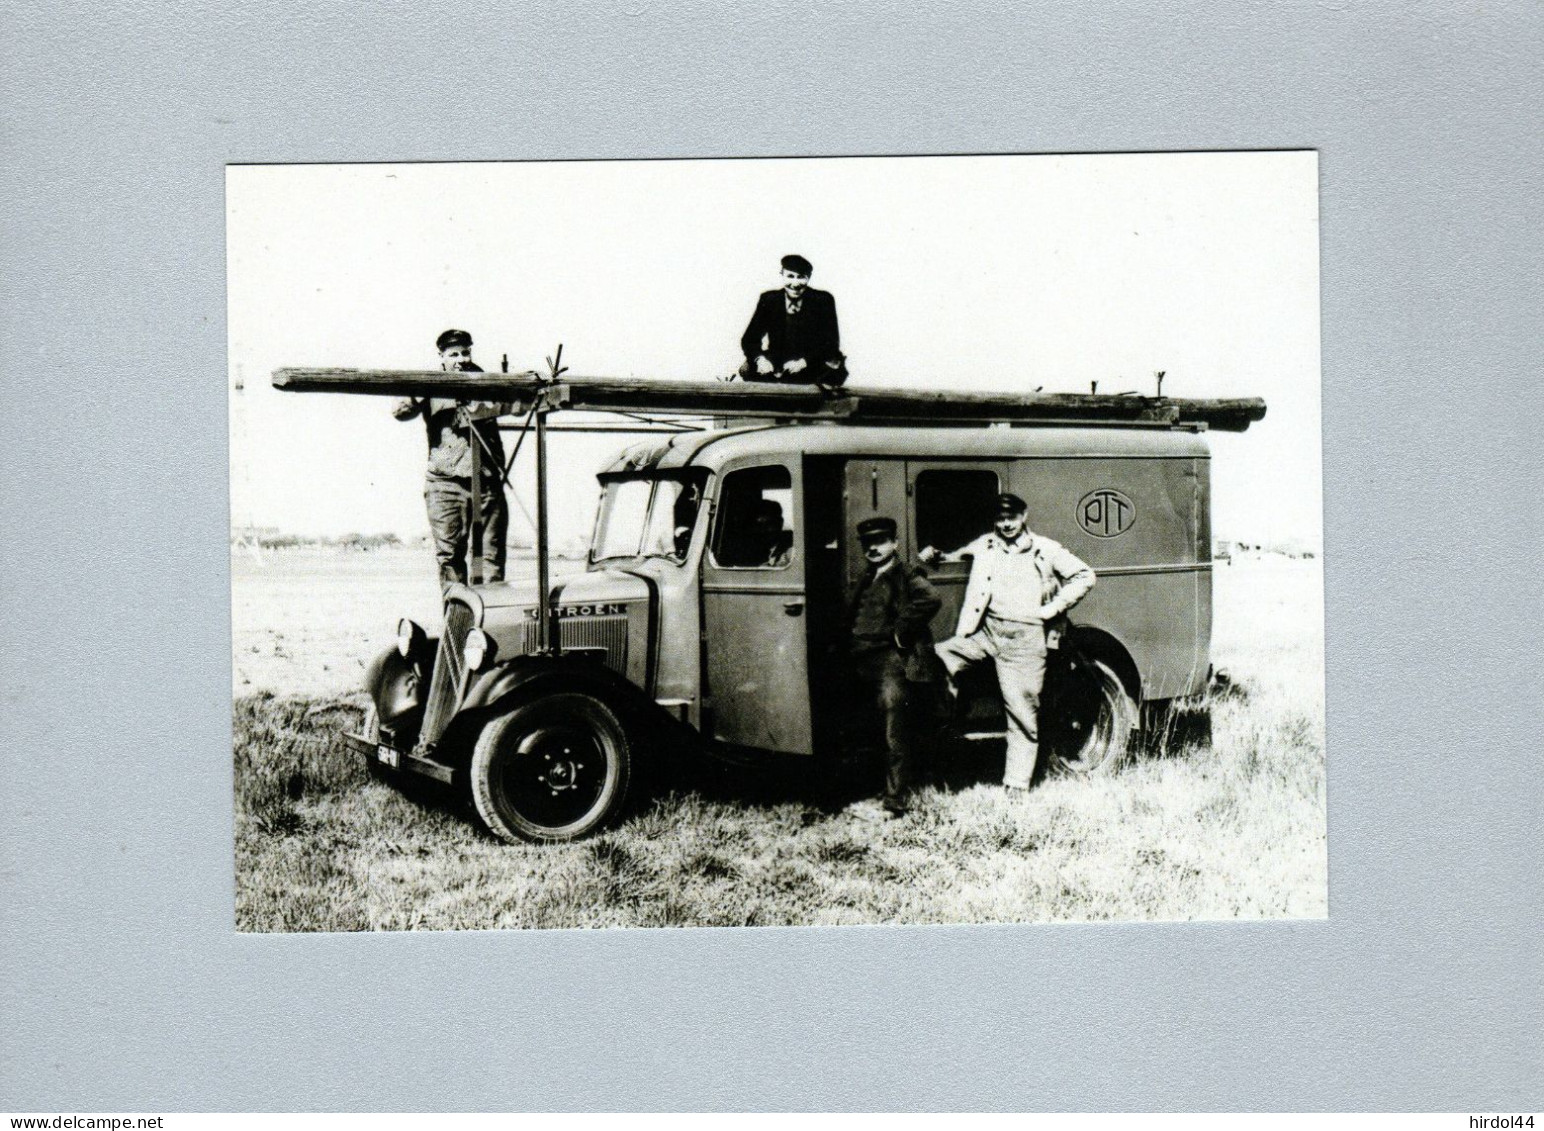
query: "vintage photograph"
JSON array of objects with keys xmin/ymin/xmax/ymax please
[{"xmin": 229, "ymin": 152, "xmax": 1325, "ymax": 931}]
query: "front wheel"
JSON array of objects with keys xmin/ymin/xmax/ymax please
[
  {"xmin": 1041, "ymin": 656, "xmax": 1137, "ymax": 777},
  {"xmin": 470, "ymin": 692, "xmax": 632, "ymax": 843}
]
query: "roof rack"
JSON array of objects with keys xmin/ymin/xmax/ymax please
[{"xmin": 271, "ymin": 369, "xmax": 1267, "ymax": 432}]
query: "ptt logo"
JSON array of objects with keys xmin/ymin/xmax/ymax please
[{"xmin": 1077, "ymin": 489, "xmax": 1136, "ymax": 538}]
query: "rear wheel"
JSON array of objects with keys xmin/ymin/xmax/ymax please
[
  {"xmin": 470, "ymin": 692, "xmax": 631, "ymax": 843},
  {"xmin": 1041, "ymin": 656, "xmax": 1137, "ymax": 777}
]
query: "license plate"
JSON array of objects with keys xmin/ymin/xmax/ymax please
[{"xmin": 377, "ymin": 745, "xmax": 400, "ymax": 769}]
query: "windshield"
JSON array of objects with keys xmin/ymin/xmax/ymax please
[{"xmin": 590, "ymin": 471, "xmax": 708, "ymax": 564}]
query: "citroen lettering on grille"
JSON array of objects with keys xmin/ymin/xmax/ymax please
[{"xmin": 523, "ymin": 603, "xmax": 626, "ymax": 619}]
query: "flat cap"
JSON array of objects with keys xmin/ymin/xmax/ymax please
[
  {"xmin": 435, "ymin": 328, "xmax": 473, "ymax": 352},
  {"xmin": 780, "ymin": 254, "xmax": 813, "ymax": 275},
  {"xmin": 856, "ymin": 516, "xmax": 898, "ymax": 541},
  {"xmin": 996, "ymin": 492, "xmax": 1029, "ymax": 516}
]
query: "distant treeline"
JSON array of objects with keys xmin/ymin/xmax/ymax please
[
  {"xmin": 1214, "ymin": 539, "xmax": 1318, "ymax": 560},
  {"xmin": 231, "ymin": 530, "xmax": 557, "ymax": 552},
  {"xmin": 233, "ymin": 531, "xmax": 407, "ymax": 551}
]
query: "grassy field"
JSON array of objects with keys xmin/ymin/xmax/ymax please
[{"xmin": 232, "ymin": 550, "xmax": 1326, "ymax": 931}]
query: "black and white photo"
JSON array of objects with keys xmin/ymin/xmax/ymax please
[{"xmin": 229, "ymin": 152, "xmax": 1325, "ymax": 930}]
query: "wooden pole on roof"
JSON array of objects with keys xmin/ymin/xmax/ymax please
[{"xmin": 272, "ymin": 369, "xmax": 1268, "ymax": 432}]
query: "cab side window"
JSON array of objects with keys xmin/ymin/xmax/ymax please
[
  {"xmin": 915, "ymin": 469, "xmax": 999, "ymax": 552},
  {"xmin": 711, "ymin": 466, "xmax": 795, "ymax": 569}
]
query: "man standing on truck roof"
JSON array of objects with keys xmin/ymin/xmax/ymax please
[
  {"xmin": 392, "ymin": 328, "xmax": 511, "ymax": 590},
  {"xmin": 736, "ymin": 254, "xmax": 848, "ymax": 385},
  {"xmin": 921, "ymin": 493, "xmax": 1096, "ymax": 796},
  {"xmin": 845, "ymin": 516, "xmax": 943, "ymax": 820}
]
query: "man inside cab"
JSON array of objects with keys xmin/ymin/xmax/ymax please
[
  {"xmin": 921, "ymin": 493, "xmax": 1096, "ymax": 796},
  {"xmin": 742, "ymin": 498, "xmax": 793, "ymax": 568},
  {"xmin": 737, "ymin": 254, "xmax": 847, "ymax": 385},
  {"xmin": 392, "ymin": 328, "xmax": 512, "ymax": 590},
  {"xmin": 845, "ymin": 516, "xmax": 942, "ymax": 820}
]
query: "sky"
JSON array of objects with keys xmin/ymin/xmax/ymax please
[{"xmin": 227, "ymin": 152, "xmax": 1321, "ymax": 550}]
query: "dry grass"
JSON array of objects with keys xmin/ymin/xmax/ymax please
[
  {"xmin": 234, "ymin": 689, "xmax": 1324, "ymax": 931},
  {"xmin": 233, "ymin": 552, "xmax": 1326, "ymax": 931}
]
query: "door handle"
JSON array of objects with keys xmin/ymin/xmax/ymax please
[{"xmin": 783, "ymin": 600, "xmax": 805, "ymax": 616}]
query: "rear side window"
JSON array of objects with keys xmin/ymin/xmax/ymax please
[
  {"xmin": 711, "ymin": 465, "xmax": 795, "ymax": 569},
  {"xmin": 915, "ymin": 468, "xmax": 999, "ymax": 552}
]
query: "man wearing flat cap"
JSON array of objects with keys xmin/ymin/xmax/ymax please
[
  {"xmin": 392, "ymin": 329, "xmax": 512, "ymax": 590},
  {"xmin": 845, "ymin": 515, "xmax": 942, "ymax": 819},
  {"xmin": 737, "ymin": 254, "xmax": 848, "ymax": 385},
  {"xmin": 921, "ymin": 493, "xmax": 1096, "ymax": 795}
]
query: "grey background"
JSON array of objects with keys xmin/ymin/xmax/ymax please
[{"xmin": 2, "ymin": 0, "xmax": 1540, "ymax": 1112}]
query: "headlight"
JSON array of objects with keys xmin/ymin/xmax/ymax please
[
  {"xmin": 396, "ymin": 618, "xmax": 426, "ymax": 658},
  {"xmin": 464, "ymin": 627, "xmax": 492, "ymax": 670}
]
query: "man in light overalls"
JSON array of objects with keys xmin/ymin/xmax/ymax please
[{"xmin": 921, "ymin": 492, "xmax": 1096, "ymax": 794}]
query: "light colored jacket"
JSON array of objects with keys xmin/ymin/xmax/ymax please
[{"xmin": 950, "ymin": 531, "xmax": 1096, "ymax": 639}]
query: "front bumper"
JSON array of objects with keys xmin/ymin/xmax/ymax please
[{"xmin": 343, "ymin": 730, "xmax": 456, "ymax": 785}]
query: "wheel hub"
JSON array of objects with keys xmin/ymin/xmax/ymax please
[
  {"xmin": 518, "ymin": 726, "xmax": 592, "ymax": 797},
  {"xmin": 538, "ymin": 747, "xmax": 585, "ymax": 794}
]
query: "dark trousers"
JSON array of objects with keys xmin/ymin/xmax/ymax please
[
  {"xmin": 424, "ymin": 476, "xmax": 508, "ymax": 589},
  {"xmin": 851, "ymin": 647, "xmax": 914, "ymax": 807}
]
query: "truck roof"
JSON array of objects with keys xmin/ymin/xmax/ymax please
[{"xmin": 601, "ymin": 422, "xmax": 1212, "ymax": 475}]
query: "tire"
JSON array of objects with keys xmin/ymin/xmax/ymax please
[
  {"xmin": 469, "ymin": 692, "xmax": 632, "ymax": 843},
  {"xmin": 1041, "ymin": 656, "xmax": 1138, "ymax": 777}
]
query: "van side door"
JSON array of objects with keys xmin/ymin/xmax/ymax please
[
  {"xmin": 841, "ymin": 458, "xmax": 911, "ymax": 594},
  {"xmin": 701, "ymin": 460, "xmax": 812, "ymax": 754},
  {"xmin": 907, "ymin": 461, "xmax": 1011, "ymax": 640}
]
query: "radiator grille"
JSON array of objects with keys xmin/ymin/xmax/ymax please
[
  {"xmin": 558, "ymin": 615, "xmax": 629, "ymax": 674},
  {"xmin": 513, "ymin": 614, "xmax": 629, "ymax": 675},
  {"xmin": 420, "ymin": 599, "xmax": 475, "ymax": 746}
]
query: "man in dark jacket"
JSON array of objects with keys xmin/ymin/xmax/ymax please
[
  {"xmin": 737, "ymin": 253, "xmax": 848, "ymax": 385},
  {"xmin": 392, "ymin": 328, "xmax": 511, "ymax": 589},
  {"xmin": 845, "ymin": 516, "xmax": 942, "ymax": 819}
]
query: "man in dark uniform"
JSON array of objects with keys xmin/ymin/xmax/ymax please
[
  {"xmin": 845, "ymin": 516, "xmax": 942, "ymax": 819},
  {"xmin": 392, "ymin": 328, "xmax": 511, "ymax": 590},
  {"xmin": 737, "ymin": 253, "xmax": 848, "ymax": 385}
]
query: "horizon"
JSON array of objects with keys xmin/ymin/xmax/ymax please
[{"xmin": 230, "ymin": 520, "xmax": 1324, "ymax": 555}]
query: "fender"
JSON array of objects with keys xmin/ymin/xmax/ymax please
[
  {"xmin": 1059, "ymin": 625, "xmax": 1141, "ymax": 702},
  {"xmin": 365, "ymin": 638, "xmax": 436, "ymax": 728},
  {"xmin": 462, "ymin": 651, "xmax": 665, "ymax": 720},
  {"xmin": 449, "ymin": 651, "xmax": 698, "ymax": 765}
]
